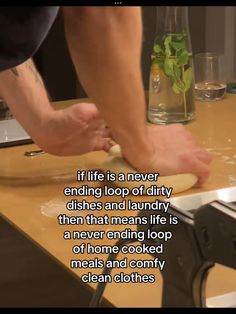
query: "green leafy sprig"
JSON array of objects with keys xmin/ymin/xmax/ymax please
[{"xmin": 152, "ymin": 31, "xmax": 193, "ymax": 117}]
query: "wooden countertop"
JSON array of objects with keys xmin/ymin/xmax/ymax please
[{"xmin": 0, "ymin": 95, "xmax": 236, "ymax": 307}]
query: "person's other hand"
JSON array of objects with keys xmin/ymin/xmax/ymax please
[
  {"xmin": 123, "ymin": 124, "xmax": 212, "ymax": 186},
  {"xmin": 37, "ymin": 102, "xmax": 112, "ymax": 156}
]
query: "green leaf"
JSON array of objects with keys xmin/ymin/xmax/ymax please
[
  {"xmin": 172, "ymin": 82, "xmax": 182, "ymax": 94},
  {"xmin": 164, "ymin": 58, "xmax": 174, "ymax": 77},
  {"xmin": 153, "ymin": 31, "xmax": 192, "ymax": 96},
  {"xmin": 183, "ymin": 67, "xmax": 193, "ymax": 92},
  {"xmin": 153, "ymin": 44, "xmax": 163, "ymax": 54},
  {"xmin": 158, "ymin": 60, "xmax": 165, "ymax": 71},
  {"xmin": 173, "ymin": 64, "xmax": 181, "ymax": 81},
  {"xmin": 175, "ymin": 32, "xmax": 187, "ymax": 41},
  {"xmin": 164, "ymin": 35, "xmax": 172, "ymax": 56},
  {"xmin": 170, "ymin": 41, "xmax": 185, "ymax": 51},
  {"xmin": 177, "ymin": 51, "xmax": 189, "ymax": 66}
]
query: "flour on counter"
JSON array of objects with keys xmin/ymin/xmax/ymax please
[{"xmin": 41, "ymin": 198, "xmax": 68, "ymax": 218}]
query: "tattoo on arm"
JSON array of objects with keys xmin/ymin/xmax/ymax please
[
  {"xmin": 10, "ymin": 68, "xmax": 19, "ymax": 77},
  {"xmin": 10, "ymin": 60, "xmax": 43, "ymax": 86},
  {"xmin": 27, "ymin": 59, "xmax": 51, "ymax": 99},
  {"xmin": 27, "ymin": 61, "xmax": 42, "ymax": 84}
]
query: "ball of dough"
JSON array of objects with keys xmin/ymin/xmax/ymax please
[{"xmin": 101, "ymin": 145, "xmax": 198, "ymax": 194}]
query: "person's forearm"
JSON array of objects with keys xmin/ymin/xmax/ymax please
[
  {"xmin": 63, "ymin": 7, "xmax": 153, "ymax": 166},
  {"xmin": 0, "ymin": 59, "xmax": 54, "ymax": 146}
]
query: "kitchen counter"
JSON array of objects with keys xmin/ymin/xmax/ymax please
[{"xmin": 0, "ymin": 95, "xmax": 236, "ymax": 307}]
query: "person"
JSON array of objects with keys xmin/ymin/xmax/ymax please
[{"xmin": 0, "ymin": 6, "xmax": 212, "ymax": 185}]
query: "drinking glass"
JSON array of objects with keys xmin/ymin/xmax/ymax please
[{"xmin": 194, "ymin": 52, "xmax": 226, "ymax": 101}]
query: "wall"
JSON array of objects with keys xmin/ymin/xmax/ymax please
[
  {"xmin": 205, "ymin": 6, "xmax": 236, "ymax": 81},
  {"xmin": 189, "ymin": 6, "xmax": 206, "ymax": 54}
]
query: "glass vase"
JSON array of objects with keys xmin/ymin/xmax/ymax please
[{"xmin": 148, "ymin": 6, "xmax": 196, "ymax": 124}]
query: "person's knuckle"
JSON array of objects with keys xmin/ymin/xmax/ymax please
[{"xmin": 179, "ymin": 152, "xmax": 192, "ymax": 163}]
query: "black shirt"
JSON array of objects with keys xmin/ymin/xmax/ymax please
[{"xmin": 0, "ymin": 6, "xmax": 59, "ymax": 71}]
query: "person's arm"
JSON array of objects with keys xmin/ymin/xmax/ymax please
[
  {"xmin": 63, "ymin": 7, "xmax": 151, "ymax": 167},
  {"xmin": 0, "ymin": 58, "xmax": 111, "ymax": 155},
  {"xmin": 62, "ymin": 7, "xmax": 212, "ymax": 184}
]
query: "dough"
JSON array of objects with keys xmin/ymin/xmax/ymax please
[{"xmin": 101, "ymin": 145, "xmax": 198, "ymax": 194}]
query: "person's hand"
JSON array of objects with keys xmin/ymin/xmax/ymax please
[
  {"xmin": 37, "ymin": 102, "xmax": 112, "ymax": 156},
  {"xmin": 122, "ymin": 124, "xmax": 212, "ymax": 186}
]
